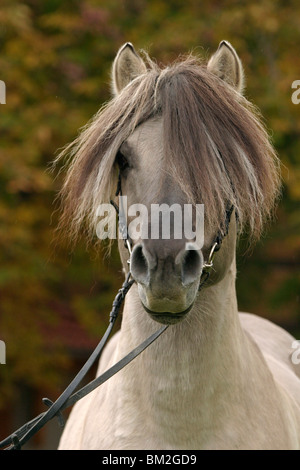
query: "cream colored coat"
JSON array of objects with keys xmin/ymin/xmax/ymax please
[{"xmin": 58, "ymin": 41, "xmax": 300, "ymax": 450}]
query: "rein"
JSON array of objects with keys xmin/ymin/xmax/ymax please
[
  {"xmin": 0, "ymin": 171, "xmax": 233, "ymax": 450},
  {"xmin": 0, "ymin": 270, "xmax": 168, "ymax": 451}
]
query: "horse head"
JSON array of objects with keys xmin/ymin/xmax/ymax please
[{"xmin": 56, "ymin": 41, "xmax": 280, "ymax": 325}]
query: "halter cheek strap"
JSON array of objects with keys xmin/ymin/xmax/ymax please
[
  {"xmin": 199, "ymin": 204, "xmax": 234, "ymax": 290},
  {"xmin": 110, "ymin": 171, "xmax": 132, "ymax": 261}
]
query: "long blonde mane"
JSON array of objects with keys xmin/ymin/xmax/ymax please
[{"xmin": 55, "ymin": 53, "xmax": 281, "ymax": 244}]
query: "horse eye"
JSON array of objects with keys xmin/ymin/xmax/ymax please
[{"xmin": 116, "ymin": 150, "xmax": 130, "ymax": 172}]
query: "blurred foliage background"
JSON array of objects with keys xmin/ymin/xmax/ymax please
[{"xmin": 0, "ymin": 0, "xmax": 299, "ymax": 427}]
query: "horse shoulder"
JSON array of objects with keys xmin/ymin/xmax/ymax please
[{"xmin": 239, "ymin": 312, "xmax": 300, "ymax": 407}]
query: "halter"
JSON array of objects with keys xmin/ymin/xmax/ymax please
[
  {"xmin": 0, "ymin": 172, "xmax": 233, "ymax": 450},
  {"xmin": 111, "ymin": 170, "xmax": 234, "ymax": 290}
]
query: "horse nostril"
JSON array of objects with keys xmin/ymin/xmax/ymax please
[
  {"xmin": 181, "ymin": 249, "xmax": 203, "ymax": 286},
  {"xmin": 130, "ymin": 244, "xmax": 149, "ymax": 286}
]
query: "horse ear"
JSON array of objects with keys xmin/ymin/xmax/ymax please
[
  {"xmin": 112, "ymin": 43, "xmax": 147, "ymax": 95},
  {"xmin": 207, "ymin": 41, "xmax": 244, "ymax": 93}
]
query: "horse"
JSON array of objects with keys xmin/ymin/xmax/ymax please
[{"xmin": 56, "ymin": 41, "xmax": 300, "ymax": 450}]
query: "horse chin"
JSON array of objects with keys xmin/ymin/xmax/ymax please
[
  {"xmin": 141, "ymin": 302, "xmax": 194, "ymax": 325},
  {"xmin": 136, "ymin": 280, "xmax": 199, "ymax": 324}
]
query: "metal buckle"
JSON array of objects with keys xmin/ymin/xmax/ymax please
[{"xmin": 203, "ymin": 242, "xmax": 218, "ymax": 271}]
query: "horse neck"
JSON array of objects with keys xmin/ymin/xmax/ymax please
[{"xmin": 119, "ymin": 254, "xmax": 245, "ymax": 401}]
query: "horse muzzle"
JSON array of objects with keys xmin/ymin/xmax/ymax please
[{"xmin": 130, "ymin": 240, "xmax": 203, "ymax": 324}]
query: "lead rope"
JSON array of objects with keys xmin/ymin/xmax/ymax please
[{"xmin": 0, "ymin": 270, "xmax": 168, "ymax": 450}]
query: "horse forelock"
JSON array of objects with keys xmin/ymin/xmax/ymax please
[{"xmin": 56, "ymin": 54, "xmax": 281, "ymax": 245}]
